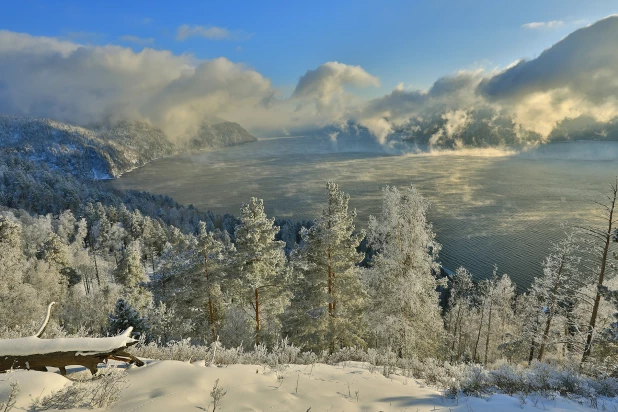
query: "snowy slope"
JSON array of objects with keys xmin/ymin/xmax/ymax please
[
  {"xmin": 1, "ymin": 361, "xmax": 613, "ymax": 411},
  {"xmin": 0, "ymin": 115, "xmax": 256, "ymax": 179}
]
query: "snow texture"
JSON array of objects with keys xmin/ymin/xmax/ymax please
[
  {"xmin": 0, "ymin": 327, "xmax": 136, "ymax": 357},
  {"xmin": 1, "ymin": 360, "xmax": 614, "ymax": 411}
]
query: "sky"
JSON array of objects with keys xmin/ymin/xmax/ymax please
[
  {"xmin": 1, "ymin": 0, "xmax": 615, "ymax": 93},
  {"xmin": 0, "ymin": 1, "xmax": 617, "ymax": 143}
]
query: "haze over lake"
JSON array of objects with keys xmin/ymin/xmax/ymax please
[{"xmin": 112, "ymin": 137, "xmax": 618, "ymax": 290}]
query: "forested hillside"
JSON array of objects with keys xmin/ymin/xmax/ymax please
[{"xmin": 0, "ymin": 115, "xmax": 256, "ymax": 179}]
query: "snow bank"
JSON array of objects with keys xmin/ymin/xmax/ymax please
[
  {"xmin": 2, "ymin": 360, "xmax": 613, "ymax": 411},
  {"xmin": 0, "ymin": 370, "xmax": 70, "ymax": 409}
]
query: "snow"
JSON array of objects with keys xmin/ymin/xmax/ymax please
[
  {"xmin": 0, "ymin": 328, "xmax": 136, "ymax": 357},
  {"xmin": 1, "ymin": 360, "xmax": 614, "ymax": 411}
]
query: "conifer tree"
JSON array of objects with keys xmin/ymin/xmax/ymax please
[
  {"xmin": 233, "ymin": 198, "xmax": 289, "ymax": 345},
  {"xmin": 114, "ymin": 240, "xmax": 152, "ymax": 311},
  {"xmin": 365, "ymin": 185, "xmax": 444, "ymax": 358},
  {"xmin": 286, "ymin": 182, "xmax": 366, "ymax": 352},
  {"xmin": 108, "ymin": 298, "xmax": 149, "ymax": 337}
]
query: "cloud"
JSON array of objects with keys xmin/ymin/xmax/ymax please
[
  {"xmin": 478, "ymin": 15, "xmax": 618, "ymax": 137},
  {"xmin": 119, "ymin": 35, "xmax": 155, "ymax": 45},
  {"xmin": 355, "ymin": 71, "xmax": 485, "ymax": 142},
  {"xmin": 292, "ymin": 61, "xmax": 379, "ymax": 117},
  {"xmin": 355, "ymin": 15, "xmax": 618, "ymax": 145},
  {"xmin": 2, "ymin": 15, "xmax": 618, "ymax": 148},
  {"xmin": 176, "ymin": 25, "xmax": 251, "ymax": 41},
  {"xmin": 522, "ymin": 20, "xmax": 564, "ymax": 29},
  {"xmin": 0, "ymin": 30, "xmax": 277, "ymax": 141}
]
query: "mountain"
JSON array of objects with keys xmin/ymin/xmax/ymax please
[
  {"xmin": 186, "ymin": 121, "xmax": 257, "ymax": 150},
  {"xmin": 0, "ymin": 115, "xmax": 256, "ymax": 179}
]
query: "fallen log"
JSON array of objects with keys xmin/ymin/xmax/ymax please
[{"xmin": 0, "ymin": 302, "xmax": 144, "ymax": 375}]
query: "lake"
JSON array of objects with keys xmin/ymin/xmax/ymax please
[{"xmin": 111, "ymin": 136, "xmax": 618, "ymax": 291}]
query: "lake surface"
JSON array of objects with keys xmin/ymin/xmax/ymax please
[{"xmin": 112, "ymin": 137, "xmax": 618, "ymax": 291}]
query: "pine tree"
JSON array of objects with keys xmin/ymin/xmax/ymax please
[
  {"xmin": 285, "ymin": 182, "xmax": 366, "ymax": 352},
  {"xmin": 365, "ymin": 185, "xmax": 444, "ymax": 358},
  {"xmin": 197, "ymin": 222, "xmax": 230, "ymax": 342},
  {"xmin": 108, "ymin": 298, "xmax": 148, "ymax": 337},
  {"xmin": 233, "ymin": 198, "xmax": 289, "ymax": 345}
]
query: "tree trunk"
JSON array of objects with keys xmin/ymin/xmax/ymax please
[
  {"xmin": 581, "ymin": 183, "xmax": 617, "ymax": 364},
  {"xmin": 528, "ymin": 315, "xmax": 539, "ymax": 365},
  {"xmin": 203, "ymin": 255, "xmax": 217, "ymax": 343},
  {"xmin": 472, "ymin": 302, "xmax": 485, "ymax": 363},
  {"xmin": 88, "ymin": 231, "xmax": 101, "ymax": 287},
  {"xmin": 450, "ymin": 304, "xmax": 463, "ymax": 362},
  {"xmin": 484, "ymin": 298, "xmax": 494, "ymax": 365},
  {"xmin": 538, "ymin": 256, "xmax": 564, "ymax": 361},
  {"xmin": 327, "ymin": 247, "xmax": 335, "ymax": 353},
  {"xmin": 255, "ymin": 287, "xmax": 261, "ymax": 346}
]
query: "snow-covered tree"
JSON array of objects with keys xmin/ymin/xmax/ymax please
[
  {"xmin": 365, "ymin": 185, "xmax": 444, "ymax": 358},
  {"xmin": 233, "ymin": 198, "xmax": 289, "ymax": 345},
  {"xmin": 285, "ymin": 182, "xmax": 366, "ymax": 352},
  {"xmin": 114, "ymin": 240, "xmax": 152, "ymax": 311},
  {"xmin": 107, "ymin": 298, "xmax": 148, "ymax": 337},
  {"xmin": 581, "ymin": 181, "xmax": 618, "ymax": 363},
  {"xmin": 529, "ymin": 235, "xmax": 582, "ymax": 361},
  {"xmin": 445, "ymin": 267, "xmax": 474, "ymax": 361},
  {"xmin": 0, "ymin": 215, "xmax": 42, "ymax": 328}
]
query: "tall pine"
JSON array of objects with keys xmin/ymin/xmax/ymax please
[
  {"xmin": 233, "ymin": 198, "xmax": 289, "ymax": 345},
  {"xmin": 285, "ymin": 182, "xmax": 366, "ymax": 352},
  {"xmin": 365, "ymin": 185, "xmax": 444, "ymax": 358}
]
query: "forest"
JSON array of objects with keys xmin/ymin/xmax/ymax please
[{"xmin": 1, "ymin": 143, "xmax": 618, "ymax": 378}]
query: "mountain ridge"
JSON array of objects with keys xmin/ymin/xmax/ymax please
[{"xmin": 0, "ymin": 115, "xmax": 256, "ymax": 179}]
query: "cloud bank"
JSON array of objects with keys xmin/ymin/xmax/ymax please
[
  {"xmin": 1, "ymin": 15, "xmax": 618, "ymax": 147},
  {"xmin": 355, "ymin": 15, "xmax": 618, "ymax": 146},
  {"xmin": 521, "ymin": 20, "xmax": 564, "ymax": 29}
]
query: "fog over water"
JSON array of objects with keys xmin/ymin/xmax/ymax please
[{"xmin": 112, "ymin": 137, "xmax": 618, "ymax": 290}]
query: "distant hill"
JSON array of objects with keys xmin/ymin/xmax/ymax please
[
  {"xmin": 0, "ymin": 115, "xmax": 256, "ymax": 179},
  {"xmin": 187, "ymin": 121, "xmax": 257, "ymax": 150}
]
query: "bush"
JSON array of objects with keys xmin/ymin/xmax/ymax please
[{"xmin": 30, "ymin": 369, "xmax": 128, "ymax": 410}]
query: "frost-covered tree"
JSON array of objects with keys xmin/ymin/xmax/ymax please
[
  {"xmin": 365, "ymin": 185, "xmax": 444, "ymax": 358},
  {"xmin": 285, "ymin": 182, "xmax": 366, "ymax": 352},
  {"xmin": 0, "ymin": 216, "xmax": 42, "ymax": 328},
  {"xmin": 114, "ymin": 240, "xmax": 152, "ymax": 311},
  {"xmin": 107, "ymin": 298, "xmax": 148, "ymax": 337},
  {"xmin": 581, "ymin": 181, "xmax": 618, "ymax": 363},
  {"xmin": 233, "ymin": 198, "xmax": 289, "ymax": 345},
  {"xmin": 190, "ymin": 223, "xmax": 232, "ymax": 342},
  {"xmin": 529, "ymin": 235, "xmax": 582, "ymax": 361},
  {"xmin": 445, "ymin": 267, "xmax": 474, "ymax": 361}
]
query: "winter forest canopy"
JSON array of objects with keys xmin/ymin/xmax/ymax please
[{"xmin": 2, "ymin": 142, "xmax": 618, "ymax": 373}]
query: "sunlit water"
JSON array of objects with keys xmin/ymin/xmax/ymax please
[{"xmin": 111, "ymin": 137, "xmax": 618, "ymax": 291}]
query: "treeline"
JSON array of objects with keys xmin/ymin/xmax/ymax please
[{"xmin": 1, "ymin": 178, "xmax": 617, "ymax": 372}]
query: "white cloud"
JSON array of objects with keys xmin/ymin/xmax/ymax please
[
  {"xmin": 0, "ymin": 31, "xmax": 276, "ymax": 140},
  {"xmin": 522, "ymin": 20, "xmax": 564, "ymax": 29},
  {"xmin": 292, "ymin": 61, "xmax": 379, "ymax": 118}
]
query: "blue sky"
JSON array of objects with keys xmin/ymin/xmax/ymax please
[
  {"xmin": 1, "ymin": 1, "xmax": 618, "ymax": 140},
  {"xmin": 1, "ymin": 0, "xmax": 616, "ymax": 95}
]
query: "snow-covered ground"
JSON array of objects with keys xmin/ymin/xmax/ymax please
[{"xmin": 1, "ymin": 360, "xmax": 615, "ymax": 411}]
